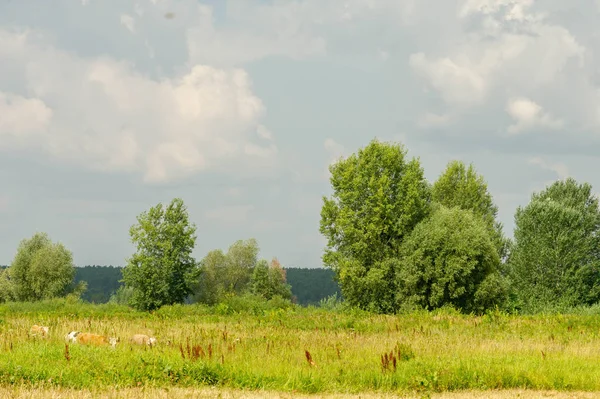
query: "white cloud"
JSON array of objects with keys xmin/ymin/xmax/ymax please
[
  {"xmin": 409, "ymin": 0, "xmax": 585, "ymax": 115},
  {"xmin": 256, "ymin": 124, "xmax": 273, "ymax": 140},
  {"xmin": 506, "ymin": 97, "xmax": 563, "ymax": 134},
  {"xmin": 409, "ymin": 53, "xmax": 488, "ymax": 106},
  {"xmin": 120, "ymin": 14, "xmax": 136, "ymax": 34},
  {"xmin": 0, "ymin": 92, "xmax": 53, "ymax": 141},
  {"xmin": 0, "ymin": 28, "xmax": 278, "ymax": 183},
  {"xmin": 529, "ymin": 156, "xmax": 569, "ymax": 179}
]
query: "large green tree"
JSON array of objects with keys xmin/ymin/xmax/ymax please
[
  {"xmin": 509, "ymin": 178, "xmax": 600, "ymax": 312},
  {"xmin": 123, "ymin": 198, "xmax": 197, "ymax": 311},
  {"xmin": 431, "ymin": 160, "xmax": 509, "ymax": 261},
  {"xmin": 396, "ymin": 205, "xmax": 507, "ymax": 314},
  {"xmin": 4, "ymin": 232, "xmax": 82, "ymax": 302},
  {"xmin": 320, "ymin": 138, "xmax": 431, "ymax": 312}
]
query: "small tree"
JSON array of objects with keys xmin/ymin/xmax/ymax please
[
  {"xmin": 122, "ymin": 198, "xmax": 198, "ymax": 311},
  {"xmin": 0, "ymin": 269, "xmax": 13, "ymax": 303},
  {"xmin": 251, "ymin": 258, "xmax": 293, "ymax": 301},
  {"xmin": 193, "ymin": 249, "xmax": 228, "ymax": 305},
  {"xmin": 320, "ymin": 138, "xmax": 431, "ymax": 312},
  {"xmin": 7, "ymin": 232, "xmax": 82, "ymax": 301},
  {"xmin": 396, "ymin": 205, "xmax": 507, "ymax": 314},
  {"xmin": 509, "ymin": 178, "xmax": 600, "ymax": 312}
]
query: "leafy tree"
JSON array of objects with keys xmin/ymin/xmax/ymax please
[
  {"xmin": 0, "ymin": 269, "xmax": 13, "ymax": 303},
  {"xmin": 108, "ymin": 285, "xmax": 134, "ymax": 305},
  {"xmin": 6, "ymin": 232, "xmax": 82, "ymax": 301},
  {"xmin": 122, "ymin": 198, "xmax": 197, "ymax": 311},
  {"xmin": 320, "ymin": 138, "xmax": 431, "ymax": 312},
  {"xmin": 396, "ymin": 205, "xmax": 507, "ymax": 314},
  {"xmin": 432, "ymin": 160, "xmax": 509, "ymax": 261},
  {"xmin": 193, "ymin": 249, "xmax": 228, "ymax": 305},
  {"xmin": 223, "ymin": 238, "xmax": 259, "ymax": 294},
  {"xmin": 251, "ymin": 258, "xmax": 293, "ymax": 301},
  {"xmin": 509, "ymin": 178, "xmax": 600, "ymax": 312}
]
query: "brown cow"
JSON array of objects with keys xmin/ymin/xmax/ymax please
[
  {"xmin": 29, "ymin": 325, "xmax": 49, "ymax": 338},
  {"xmin": 66, "ymin": 331, "xmax": 119, "ymax": 348}
]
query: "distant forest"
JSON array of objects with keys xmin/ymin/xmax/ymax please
[{"xmin": 73, "ymin": 265, "xmax": 341, "ymax": 306}]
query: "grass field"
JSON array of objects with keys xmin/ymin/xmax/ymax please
[{"xmin": 2, "ymin": 299, "xmax": 600, "ymax": 397}]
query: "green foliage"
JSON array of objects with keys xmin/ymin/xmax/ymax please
[
  {"xmin": 284, "ymin": 268, "xmax": 341, "ymax": 306},
  {"xmin": 6, "ymin": 303, "xmax": 600, "ymax": 393},
  {"xmin": 0, "ymin": 269, "xmax": 13, "ymax": 303},
  {"xmin": 396, "ymin": 205, "xmax": 507, "ymax": 314},
  {"xmin": 108, "ymin": 285, "xmax": 134, "ymax": 306},
  {"xmin": 250, "ymin": 258, "xmax": 293, "ymax": 301},
  {"xmin": 193, "ymin": 239, "xmax": 260, "ymax": 305},
  {"xmin": 122, "ymin": 198, "xmax": 198, "ymax": 311},
  {"xmin": 75, "ymin": 265, "xmax": 124, "ymax": 303},
  {"xmin": 320, "ymin": 138, "xmax": 431, "ymax": 311},
  {"xmin": 509, "ymin": 178, "xmax": 600, "ymax": 313},
  {"xmin": 431, "ymin": 160, "xmax": 509, "ymax": 261},
  {"xmin": 4, "ymin": 232, "xmax": 80, "ymax": 302}
]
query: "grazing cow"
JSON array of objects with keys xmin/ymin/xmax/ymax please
[
  {"xmin": 29, "ymin": 325, "xmax": 49, "ymax": 338},
  {"xmin": 65, "ymin": 331, "xmax": 80, "ymax": 343},
  {"xmin": 130, "ymin": 334, "xmax": 157, "ymax": 347},
  {"xmin": 65, "ymin": 331, "xmax": 120, "ymax": 348}
]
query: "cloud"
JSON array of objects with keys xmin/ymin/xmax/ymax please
[
  {"xmin": 0, "ymin": 92, "xmax": 53, "ymax": 142},
  {"xmin": 528, "ymin": 156, "xmax": 569, "ymax": 179},
  {"xmin": 120, "ymin": 14, "xmax": 136, "ymax": 34},
  {"xmin": 506, "ymin": 97, "xmax": 563, "ymax": 134},
  {"xmin": 0, "ymin": 28, "xmax": 278, "ymax": 183},
  {"xmin": 409, "ymin": 0, "xmax": 585, "ymax": 115}
]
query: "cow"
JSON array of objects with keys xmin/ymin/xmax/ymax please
[
  {"xmin": 29, "ymin": 325, "xmax": 49, "ymax": 338},
  {"xmin": 129, "ymin": 334, "xmax": 157, "ymax": 347},
  {"xmin": 65, "ymin": 331, "xmax": 119, "ymax": 348}
]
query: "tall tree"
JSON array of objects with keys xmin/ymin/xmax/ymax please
[
  {"xmin": 122, "ymin": 198, "xmax": 197, "ymax": 311},
  {"xmin": 432, "ymin": 160, "xmax": 509, "ymax": 260},
  {"xmin": 509, "ymin": 178, "xmax": 600, "ymax": 312},
  {"xmin": 6, "ymin": 232, "xmax": 82, "ymax": 301},
  {"xmin": 396, "ymin": 205, "xmax": 507, "ymax": 314},
  {"xmin": 320, "ymin": 138, "xmax": 431, "ymax": 312}
]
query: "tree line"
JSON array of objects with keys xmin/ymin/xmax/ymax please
[
  {"xmin": 72, "ymin": 266, "xmax": 340, "ymax": 306},
  {"xmin": 320, "ymin": 139, "xmax": 600, "ymax": 314},
  {"xmin": 1, "ymin": 137, "xmax": 598, "ymax": 314}
]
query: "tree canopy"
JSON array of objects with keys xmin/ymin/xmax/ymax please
[
  {"xmin": 319, "ymin": 138, "xmax": 431, "ymax": 311},
  {"xmin": 432, "ymin": 160, "xmax": 509, "ymax": 260},
  {"xmin": 1, "ymin": 232, "xmax": 83, "ymax": 302},
  {"xmin": 122, "ymin": 198, "xmax": 198, "ymax": 311},
  {"xmin": 396, "ymin": 205, "xmax": 507, "ymax": 313},
  {"xmin": 509, "ymin": 178, "xmax": 600, "ymax": 311}
]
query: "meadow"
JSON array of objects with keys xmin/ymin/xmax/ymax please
[{"xmin": 2, "ymin": 298, "xmax": 600, "ymax": 397}]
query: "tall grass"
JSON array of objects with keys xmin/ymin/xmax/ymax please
[{"xmin": 2, "ymin": 299, "xmax": 600, "ymax": 395}]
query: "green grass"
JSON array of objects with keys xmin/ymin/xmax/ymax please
[{"xmin": 2, "ymin": 299, "xmax": 600, "ymax": 395}]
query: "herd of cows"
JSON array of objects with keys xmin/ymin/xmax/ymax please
[{"xmin": 29, "ymin": 324, "xmax": 157, "ymax": 348}]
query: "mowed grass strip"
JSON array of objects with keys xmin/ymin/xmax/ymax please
[{"xmin": 1, "ymin": 302, "xmax": 600, "ymax": 394}]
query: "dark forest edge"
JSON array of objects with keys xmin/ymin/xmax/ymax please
[{"xmin": 71, "ymin": 265, "xmax": 340, "ymax": 306}]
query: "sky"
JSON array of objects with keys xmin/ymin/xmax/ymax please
[{"xmin": 1, "ymin": 0, "xmax": 599, "ymax": 268}]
